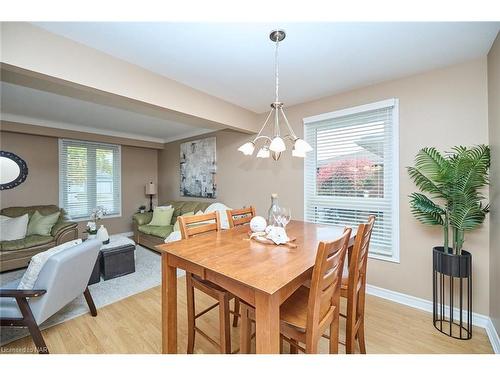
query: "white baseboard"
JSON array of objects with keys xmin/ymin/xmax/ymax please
[{"xmin": 366, "ymin": 284, "xmax": 499, "ymax": 353}]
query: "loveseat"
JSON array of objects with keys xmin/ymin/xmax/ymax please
[
  {"xmin": 132, "ymin": 201, "xmax": 211, "ymax": 251},
  {"xmin": 0, "ymin": 205, "xmax": 78, "ymax": 272}
]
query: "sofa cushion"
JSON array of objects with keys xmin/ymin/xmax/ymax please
[
  {"xmin": 0, "ymin": 214, "xmax": 29, "ymax": 241},
  {"xmin": 149, "ymin": 206, "xmax": 175, "ymax": 226},
  {"xmin": 1, "ymin": 235, "xmax": 54, "ymax": 251},
  {"xmin": 27, "ymin": 210, "xmax": 61, "ymax": 236},
  {"xmin": 138, "ymin": 224, "xmax": 174, "ymax": 238}
]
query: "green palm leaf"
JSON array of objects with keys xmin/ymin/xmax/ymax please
[{"xmin": 409, "ymin": 193, "xmax": 445, "ymax": 226}]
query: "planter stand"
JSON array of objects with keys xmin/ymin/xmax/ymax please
[{"xmin": 432, "ymin": 247, "xmax": 472, "ymax": 340}]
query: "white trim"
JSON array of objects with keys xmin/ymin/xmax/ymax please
[
  {"xmin": 366, "ymin": 284, "xmax": 499, "ymax": 353},
  {"xmin": 303, "ymin": 98, "xmax": 397, "ymax": 124},
  {"xmin": 163, "ymin": 129, "xmax": 216, "ymax": 144}
]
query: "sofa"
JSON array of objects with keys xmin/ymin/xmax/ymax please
[
  {"xmin": 0, "ymin": 205, "xmax": 78, "ymax": 272},
  {"xmin": 132, "ymin": 201, "xmax": 211, "ymax": 251}
]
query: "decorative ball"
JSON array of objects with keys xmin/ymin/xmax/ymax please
[{"xmin": 250, "ymin": 216, "xmax": 267, "ymax": 232}]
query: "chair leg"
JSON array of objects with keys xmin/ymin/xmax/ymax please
[
  {"xmin": 219, "ymin": 294, "xmax": 231, "ymax": 354},
  {"xmin": 16, "ymin": 297, "xmax": 48, "ymax": 354},
  {"xmin": 186, "ymin": 273, "xmax": 196, "ymax": 354},
  {"xmin": 83, "ymin": 287, "xmax": 97, "ymax": 317},
  {"xmin": 239, "ymin": 304, "xmax": 251, "ymax": 354},
  {"xmin": 329, "ymin": 315, "xmax": 339, "ymax": 354},
  {"xmin": 232, "ymin": 297, "xmax": 240, "ymax": 327},
  {"xmin": 357, "ymin": 319, "xmax": 367, "ymax": 354}
]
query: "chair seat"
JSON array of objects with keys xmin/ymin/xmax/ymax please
[{"xmin": 279, "ymin": 285, "xmax": 310, "ymax": 330}]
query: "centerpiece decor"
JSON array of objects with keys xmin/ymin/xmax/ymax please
[
  {"xmin": 408, "ymin": 145, "xmax": 490, "ymax": 339},
  {"xmin": 237, "ymin": 30, "xmax": 313, "ymax": 160},
  {"xmin": 86, "ymin": 206, "xmax": 108, "ymax": 243}
]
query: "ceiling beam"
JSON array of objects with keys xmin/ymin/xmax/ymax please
[{"xmin": 0, "ymin": 22, "xmax": 260, "ymax": 134}]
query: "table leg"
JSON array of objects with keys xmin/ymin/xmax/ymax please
[
  {"xmin": 254, "ymin": 291, "xmax": 280, "ymax": 354},
  {"xmin": 162, "ymin": 253, "xmax": 177, "ymax": 354}
]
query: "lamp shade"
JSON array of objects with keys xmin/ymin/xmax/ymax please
[
  {"xmin": 238, "ymin": 142, "xmax": 255, "ymax": 156},
  {"xmin": 145, "ymin": 182, "xmax": 156, "ymax": 195},
  {"xmin": 294, "ymin": 138, "xmax": 313, "ymax": 153},
  {"xmin": 256, "ymin": 147, "xmax": 270, "ymax": 158},
  {"xmin": 269, "ymin": 136, "xmax": 286, "ymax": 153}
]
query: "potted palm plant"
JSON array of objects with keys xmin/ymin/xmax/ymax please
[{"xmin": 408, "ymin": 145, "xmax": 490, "ymax": 339}]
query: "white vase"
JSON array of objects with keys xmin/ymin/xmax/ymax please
[{"xmin": 97, "ymin": 225, "xmax": 109, "ymax": 244}]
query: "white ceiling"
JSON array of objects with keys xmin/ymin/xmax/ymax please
[
  {"xmin": 34, "ymin": 22, "xmax": 500, "ymax": 113},
  {"xmin": 0, "ymin": 82, "xmax": 215, "ymax": 142}
]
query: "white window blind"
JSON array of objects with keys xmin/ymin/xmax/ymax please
[
  {"xmin": 304, "ymin": 99, "xmax": 399, "ymax": 261},
  {"xmin": 59, "ymin": 139, "xmax": 121, "ymax": 220}
]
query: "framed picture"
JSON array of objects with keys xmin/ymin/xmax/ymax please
[{"xmin": 180, "ymin": 137, "xmax": 216, "ymax": 198}]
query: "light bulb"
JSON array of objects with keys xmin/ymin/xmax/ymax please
[
  {"xmin": 269, "ymin": 136, "xmax": 286, "ymax": 153},
  {"xmin": 257, "ymin": 147, "xmax": 270, "ymax": 158},
  {"xmin": 237, "ymin": 141, "xmax": 255, "ymax": 156},
  {"xmin": 294, "ymin": 138, "xmax": 313, "ymax": 153}
]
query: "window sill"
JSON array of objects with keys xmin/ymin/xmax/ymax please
[
  {"xmin": 71, "ymin": 214, "xmax": 122, "ymax": 222},
  {"xmin": 368, "ymin": 252, "xmax": 400, "ymax": 264}
]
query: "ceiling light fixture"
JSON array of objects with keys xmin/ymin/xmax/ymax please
[{"xmin": 237, "ymin": 29, "xmax": 313, "ymax": 161}]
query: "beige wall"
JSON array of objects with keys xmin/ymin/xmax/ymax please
[
  {"xmin": 159, "ymin": 58, "xmax": 491, "ymax": 314},
  {"xmin": 488, "ymin": 33, "xmax": 500, "ymax": 332},
  {"xmin": 0, "ymin": 131, "xmax": 158, "ymax": 235}
]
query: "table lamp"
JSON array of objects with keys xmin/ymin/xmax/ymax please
[{"xmin": 145, "ymin": 181, "xmax": 156, "ymax": 212}]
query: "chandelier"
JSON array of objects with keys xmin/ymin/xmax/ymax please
[{"xmin": 238, "ymin": 29, "xmax": 313, "ymax": 160}]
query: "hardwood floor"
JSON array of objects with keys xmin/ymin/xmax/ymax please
[{"xmin": 1, "ymin": 276, "xmax": 493, "ymax": 354}]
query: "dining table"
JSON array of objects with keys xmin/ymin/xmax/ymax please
[{"xmin": 155, "ymin": 219, "xmax": 357, "ymax": 354}]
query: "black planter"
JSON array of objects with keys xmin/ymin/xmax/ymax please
[{"xmin": 432, "ymin": 247, "xmax": 472, "ymax": 340}]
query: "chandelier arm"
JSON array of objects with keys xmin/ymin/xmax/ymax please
[
  {"xmin": 279, "ymin": 107, "xmax": 298, "ymax": 140},
  {"xmin": 254, "ymin": 108, "xmax": 274, "ymax": 141},
  {"xmin": 254, "ymin": 135, "xmax": 273, "ymax": 143}
]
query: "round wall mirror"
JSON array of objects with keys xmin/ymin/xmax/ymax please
[{"xmin": 0, "ymin": 151, "xmax": 28, "ymax": 190}]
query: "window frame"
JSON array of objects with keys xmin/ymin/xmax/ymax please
[
  {"xmin": 58, "ymin": 138, "xmax": 122, "ymax": 222},
  {"xmin": 303, "ymin": 98, "xmax": 400, "ymax": 263}
]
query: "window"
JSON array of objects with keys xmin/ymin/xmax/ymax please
[
  {"xmin": 304, "ymin": 99, "xmax": 399, "ymax": 262},
  {"xmin": 59, "ymin": 139, "xmax": 121, "ymax": 220}
]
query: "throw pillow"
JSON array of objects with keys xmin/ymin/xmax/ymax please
[
  {"xmin": 18, "ymin": 239, "xmax": 82, "ymax": 290},
  {"xmin": 173, "ymin": 211, "xmax": 194, "ymax": 232},
  {"xmin": 0, "ymin": 214, "xmax": 29, "ymax": 241},
  {"xmin": 149, "ymin": 206, "xmax": 174, "ymax": 226},
  {"xmin": 205, "ymin": 202, "xmax": 232, "ymax": 229},
  {"xmin": 27, "ymin": 210, "xmax": 60, "ymax": 236}
]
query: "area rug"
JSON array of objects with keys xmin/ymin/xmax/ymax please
[{"xmin": 0, "ymin": 245, "xmax": 161, "ymax": 347}]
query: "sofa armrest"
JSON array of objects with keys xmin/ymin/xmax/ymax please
[
  {"xmin": 0, "ymin": 289, "xmax": 46, "ymax": 298},
  {"xmin": 51, "ymin": 221, "xmax": 77, "ymax": 237},
  {"xmin": 133, "ymin": 212, "xmax": 153, "ymax": 226}
]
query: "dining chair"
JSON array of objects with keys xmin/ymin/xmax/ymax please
[
  {"xmin": 340, "ymin": 215, "xmax": 376, "ymax": 354},
  {"xmin": 226, "ymin": 206, "xmax": 256, "ymax": 228},
  {"xmin": 239, "ymin": 228, "xmax": 352, "ymax": 354},
  {"xmin": 178, "ymin": 211, "xmax": 240, "ymax": 354}
]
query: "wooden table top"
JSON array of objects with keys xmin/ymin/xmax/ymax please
[{"xmin": 156, "ymin": 220, "xmax": 356, "ymax": 295}]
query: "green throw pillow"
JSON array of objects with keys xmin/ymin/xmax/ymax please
[
  {"xmin": 173, "ymin": 211, "xmax": 195, "ymax": 232},
  {"xmin": 149, "ymin": 207, "xmax": 175, "ymax": 227},
  {"xmin": 27, "ymin": 210, "xmax": 60, "ymax": 236}
]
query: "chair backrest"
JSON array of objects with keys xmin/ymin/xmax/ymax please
[
  {"xmin": 178, "ymin": 211, "xmax": 221, "ymax": 239},
  {"xmin": 306, "ymin": 228, "xmax": 351, "ymax": 347},
  {"xmin": 29, "ymin": 239, "xmax": 101, "ymax": 324},
  {"xmin": 346, "ymin": 215, "xmax": 376, "ymax": 324},
  {"xmin": 226, "ymin": 206, "xmax": 256, "ymax": 228}
]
